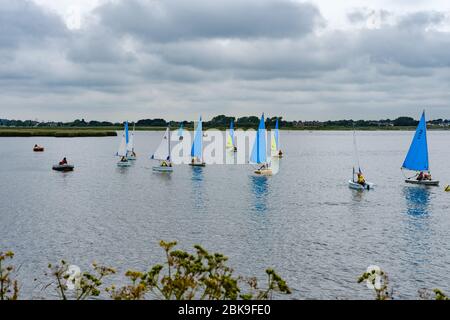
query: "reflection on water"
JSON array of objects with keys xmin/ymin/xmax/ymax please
[
  {"xmin": 402, "ymin": 186, "xmax": 433, "ymax": 272},
  {"xmin": 191, "ymin": 166, "xmax": 205, "ymax": 210},
  {"xmin": 403, "ymin": 186, "xmax": 431, "ymax": 217},
  {"xmin": 250, "ymin": 176, "xmax": 269, "ymax": 213}
]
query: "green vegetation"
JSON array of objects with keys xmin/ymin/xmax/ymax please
[
  {"xmin": 2, "ymin": 241, "xmax": 291, "ymax": 300},
  {"xmin": 0, "ymin": 251, "xmax": 19, "ymax": 300},
  {"xmin": 0, "ymin": 128, "xmax": 117, "ymax": 137},
  {"xmin": 2, "ymin": 115, "xmax": 450, "ymax": 132}
]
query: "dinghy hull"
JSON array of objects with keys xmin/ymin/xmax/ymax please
[
  {"xmin": 348, "ymin": 180, "xmax": 374, "ymax": 190},
  {"xmin": 189, "ymin": 162, "xmax": 206, "ymax": 167},
  {"xmin": 33, "ymin": 147, "xmax": 44, "ymax": 152},
  {"xmin": 254, "ymin": 169, "xmax": 273, "ymax": 176},
  {"xmin": 117, "ymin": 161, "xmax": 131, "ymax": 167},
  {"xmin": 405, "ymin": 179, "xmax": 439, "ymax": 186},
  {"xmin": 127, "ymin": 156, "xmax": 136, "ymax": 161},
  {"xmin": 152, "ymin": 166, "xmax": 173, "ymax": 172},
  {"xmin": 52, "ymin": 164, "xmax": 74, "ymax": 172}
]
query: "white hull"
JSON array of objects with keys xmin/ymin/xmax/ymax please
[
  {"xmin": 348, "ymin": 180, "xmax": 374, "ymax": 190},
  {"xmin": 117, "ymin": 161, "xmax": 131, "ymax": 167},
  {"xmin": 255, "ymin": 168, "xmax": 273, "ymax": 176},
  {"xmin": 152, "ymin": 166, "xmax": 173, "ymax": 172},
  {"xmin": 405, "ymin": 179, "xmax": 439, "ymax": 186}
]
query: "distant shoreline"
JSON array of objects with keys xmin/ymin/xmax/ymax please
[
  {"xmin": 1, "ymin": 125, "xmax": 449, "ymax": 137},
  {"xmin": 0, "ymin": 128, "xmax": 117, "ymax": 137}
]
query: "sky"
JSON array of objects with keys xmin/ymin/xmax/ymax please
[{"xmin": 1, "ymin": 0, "xmax": 450, "ymax": 122}]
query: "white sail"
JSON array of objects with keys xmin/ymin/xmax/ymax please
[
  {"xmin": 117, "ymin": 133, "xmax": 127, "ymax": 157},
  {"xmin": 151, "ymin": 128, "xmax": 170, "ymax": 161},
  {"xmin": 127, "ymin": 132, "xmax": 134, "ymax": 152}
]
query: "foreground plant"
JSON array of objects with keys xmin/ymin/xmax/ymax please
[
  {"xmin": 419, "ymin": 288, "xmax": 449, "ymax": 300},
  {"xmin": 0, "ymin": 251, "xmax": 19, "ymax": 300},
  {"xmin": 46, "ymin": 260, "xmax": 115, "ymax": 300},
  {"xmin": 358, "ymin": 266, "xmax": 391, "ymax": 300},
  {"xmin": 107, "ymin": 241, "xmax": 291, "ymax": 300}
]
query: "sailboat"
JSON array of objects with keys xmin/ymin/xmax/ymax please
[
  {"xmin": 250, "ymin": 113, "xmax": 272, "ymax": 175},
  {"xmin": 178, "ymin": 123, "xmax": 184, "ymax": 141},
  {"xmin": 271, "ymin": 118, "xmax": 283, "ymax": 158},
  {"xmin": 189, "ymin": 116, "xmax": 206, "ymax": 167},
  {"xmin": 151, "ymin": 127, "xmax": 173, "ymax": 172},
  {"xmin": 117, "ymin": 121, "xmax": 131, "ymax": 167},
  {"xmin": 348, "ymin": 128, "xmax": 373, "ymax": 190},
  {"xmin": 402, "ymin": 111, "xmax": 439, "ymax": 186},
  {"xmin": 126, "ymin": 123, "xmax": 137, "ymax": 160},
  {"xmin": 226, "ymin": 120, "xmax": 237, "ymax": 152}
]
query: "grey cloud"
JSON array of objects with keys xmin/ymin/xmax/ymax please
[
  {"xmin": 95, "ymin": 0, "xmax": 323, "ymax": 42},
  {"xmin": 2, "ymin": 0, "xmax": 450, "ymax": 121},
  {"xmin": 397, "ymin": 11, "xmax": 446, "ymax": 30},
  {"xmin": 0, "ymin": 0, "xmax": 67, "ymax": 48}
]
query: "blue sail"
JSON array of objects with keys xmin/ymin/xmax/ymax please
[
  {"xmin": 250, "ymin": 114, "xmax": 267, "ymax": 164},
  {"xmin": 402, "ymin": 111, "xmax": 429, "ymax": 171},
  {"xmin": 274, "ymin": 118, "xmax": 279, "ymax": 149},
  {"xmin": 124, "ymin": 121, "xmax": 129, "ymax": 144},
  {"xmin": 230, "ymin": 120, "xmax": 235, "ymax": 146},
  {"xmin": 191, "ymin": 116, "xmax": 203, "ymax": 159}
]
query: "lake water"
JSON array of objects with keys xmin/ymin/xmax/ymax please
[{"xmin": 1, "ymin": 131, "xmax": 449, "ymax": 299}]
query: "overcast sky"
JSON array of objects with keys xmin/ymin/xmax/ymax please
[{"xmin": 1, "ymin": 0, "xmax": 450, "ymax": 121}]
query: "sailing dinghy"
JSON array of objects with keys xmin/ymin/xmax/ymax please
[
  {"xmin": 348, "ymin": 128, "xmax": 373, "ymax": 190},
  {"xmin": 271, "ymin": 118, "xmax": 283, "ymax": 158},
  {"xmin": 226, "ymin": 120, "xmax": 237, "ymax": 152},
  {"xmin": 189, "ymin": 116, "xmax": 206, "ymax": 167},
  {"xmin": 126, "ymin": 123, "xmax": 137, "ymax": 160},
  {"xmin": 402, "ymin": 111, "xmax": 439, "ymax": 186},
  {"xmin": 151, "ymin": 127, "xmax": 173, "ymax": 172},
  {"xmin": 250, "ymin": 114, "xmax": 272, "ymax": 175},
  {"xmin": 117, "ymin": 122, "xmax": 131, "ymax": 167}
]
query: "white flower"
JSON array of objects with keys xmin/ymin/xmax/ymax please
[
  {"xmin": 65, "ymin": 265, "xmax": 82, "ymax": 290},
  {"xmin": 366, "ymin": 265, "xmax": 382, "ymax": 290}
]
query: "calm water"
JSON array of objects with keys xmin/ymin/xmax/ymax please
[{"xmin": 1, "ymin": 131, "xmax": 449, "ymax": 299}]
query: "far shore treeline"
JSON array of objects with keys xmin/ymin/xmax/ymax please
[
  {"xmin": 0, "ymin": 115, "xmax": 450, "ymax": 137},
  {"xmin": 2, "ymin": 115, "xmax": 450, "ymax": 130}
]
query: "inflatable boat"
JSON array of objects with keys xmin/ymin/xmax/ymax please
[{"xmin": 52, "ymin": 164, "xmax": 74, "ymax": 172}]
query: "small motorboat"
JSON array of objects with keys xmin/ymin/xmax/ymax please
[
  {"xmin": 348, "ymin": 180, "xmax": 374, "ymax": 190},
  {"xmin": 52, "ymin": 164, "xmax": 74, "ymax": 172},
  {"xmin": 405, "ymin": 179, "xmax": 439, "ymax": 186},
  {"xmin": 33, "ymin": 145, "xmax": 44, "ymax": 152}
]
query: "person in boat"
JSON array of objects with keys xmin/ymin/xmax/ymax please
[
  {"xmin": 416, "ymin": 171, "xmax": 431, "ymax": 181},
  {"xmin": 417, "ymin": 171, "xmax": 424, "ymax": 181},
  {"xmin": 278, "ymin": 150, "xmax": 283, "ymax": 157},
  {"xmin": 161, "ymin": 161, "xmax": 168, "ymax": 167},
  {"xmin": 120, "ymin": 156, "xmax": 127, "ymax": 162},
  {"xmin": 357, "ymin": 172, "xmax": 366, "ymax": 185},
  {"xmin": 34, "ymin": 144, "xmax": 38, "ymax": 148},
  {"xmin": 59, "ymin": 157, "xmax": 67, "ymax": 165},
  {"xmin": 258, "ymin": 163, "xmax": 267, "ymax": 171},
  {"xmin": 131, "ymin": 150, "xmax": 136, "ymax": 157}
]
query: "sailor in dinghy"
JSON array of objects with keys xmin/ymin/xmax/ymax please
[
  {"xmin": 250, "ymin": 113, "xmax": 272, "ymax": 176},
  {"xmin": 401, "ymin": 111, "xmax": 439, "ymax": 186},
  {"xmin": 348, "ymin": 127, "xmax": 374, "ymax": 190},
  {"xmin": 151, "ymin": 127, "xmax": 173, "ymax": 172},
  {"xmin": 189, "ymin": 116, "xmax": 206, "ymax": 167},
  {"xmin": 116, "ymin": 121, "xmax": 131, "ymax": 167}
]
